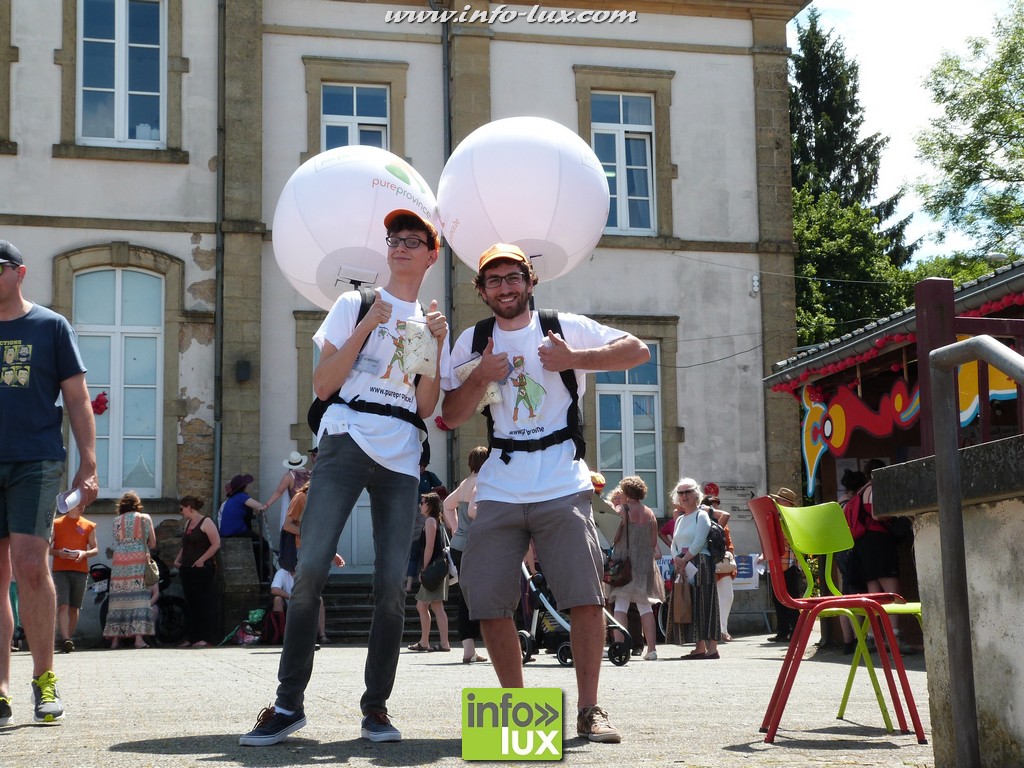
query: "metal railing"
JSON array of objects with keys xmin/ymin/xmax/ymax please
[{"xmin": 930, "ymin": 334, "xmax": 1024, "ymax": 768}]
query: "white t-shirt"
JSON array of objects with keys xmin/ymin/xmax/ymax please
[
  {"xmin": 314, "ymin": 288, "xmax": 449, "ymax": 479},
  {"xmin": 271, "ymin": 568, "xmax": 294, "ymax": 600},
  {"xmin": 444, "ymin": 311, "xmax": 626, "ymax": 504}
]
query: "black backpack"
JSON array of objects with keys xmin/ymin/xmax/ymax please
[
  {"xmin": 470, "ymin": 310, "xmax": 585, "ymax": 465},
  {"xmin": 306, "ymin": 286, "xmax": 425, "ymax": 435},
  {"xmin": 704, "ymin": 506, "xmax": 727, "ymax": 563}
]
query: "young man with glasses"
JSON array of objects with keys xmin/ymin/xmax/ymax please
[
  {"xmin": 240, "ymin": 210, "xmax": 449, "ymax": 747},
  {"xmin": 0, "ymin": 240, "xmax": 99, "ymax": 726},
  {"xmin": 441, "ymin": 243, "xmax": 649, "ymax": 744}
]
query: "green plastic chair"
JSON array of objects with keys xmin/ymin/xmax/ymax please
[{"xmin": 775, "ymin": 500, "xmax": 923, "ymax": 725}]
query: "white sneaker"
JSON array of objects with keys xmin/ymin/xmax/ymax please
[{"xmin": 642, "ymin": 650, "xmax": 658, "ymax": 661}]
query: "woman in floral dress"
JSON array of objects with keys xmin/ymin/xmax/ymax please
[{"xmin": 103, "ymin": 491, "xmax": 157, "ymax": 648}]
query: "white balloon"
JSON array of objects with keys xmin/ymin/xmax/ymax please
[
  {"xmin": 272, "ymin": 145, "xmax": 438, "ymax": 309},
  {"xmin": 436, "ymin": 116, "xmax": 609, "ymax": 282}
]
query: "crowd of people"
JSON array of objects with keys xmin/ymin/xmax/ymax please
[{"xmin": 0, "ymin": 220, "xmax": 909, "ymax": 751}]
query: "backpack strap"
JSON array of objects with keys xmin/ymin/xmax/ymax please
[
  {"xmin": 307, "ymin": 286, "xmax": 425, "ymax": 435},
  {"xmin": 470, "ymin": 311, "xmax": 586, "ymax": 464}
]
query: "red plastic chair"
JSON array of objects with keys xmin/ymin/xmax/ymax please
[{"xmin": 748, "ymin": 495, "xmax": 926, "ymax": 744}]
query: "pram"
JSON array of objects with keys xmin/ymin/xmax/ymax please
[{"xmin": 517, "ymin": 563, "xmax": 632, "ymax": 667}]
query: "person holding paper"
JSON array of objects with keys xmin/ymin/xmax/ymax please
[
  {"xmin": 670, "ymin": 478, "xmax": 721, "ymax": 659},
  {"xmin": 49, "ymin": 502, "xmax": 98, "ymax": 653},
  {"xmin": 0, "ymin": 240, "xmax": 98, "ymax": 725},
  {"xmin": 239, "ymin": 210, "xmax": 448, "ymax": 747}
]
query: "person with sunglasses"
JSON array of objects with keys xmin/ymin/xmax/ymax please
[
  {"xmin": 0, "ymin": 240, "xmax": 98, "ymax": 725},
  {"xmin": 240, "ymin": 211, "xmax": 448, "ymax": 748},
  {"xmin": 670, "ymin": 478, "xmax": 721, "ymax": 659},
  {"xmin": 441, "ymin": 243, "xmax": 649, "ymax": 745}
]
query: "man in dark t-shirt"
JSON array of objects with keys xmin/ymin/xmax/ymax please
[{"xmin": 0, "ymin": 240, "xmax": 98, "ymax": 726}]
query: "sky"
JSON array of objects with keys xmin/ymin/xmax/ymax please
[{"xmin": 788, "ymin": 0, "xmax": 1013, "ymax": 261}]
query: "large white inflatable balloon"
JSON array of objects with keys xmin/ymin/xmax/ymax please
[
  {"xmin": 273, "ymin": 145, "xmax": 438, "ymax": 309},
  {"xmin": 436, "ymin": 116, "xmax": 609, "ymax": 282}
]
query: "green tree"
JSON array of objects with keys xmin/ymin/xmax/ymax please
[
  {"xmin": 916, "ymin": 0, "xmax": 1024, "ymax": 257},
  {"xmin": 901, "ymin": 253, "xmax": 996, "ymax": 289},
  {"xmin": 790, "ymin": 9, "xmax": 918, "ymax": 270},
  {"xmin": 793, "ymin": 188, "xmax": 906, "ymax": 347}
]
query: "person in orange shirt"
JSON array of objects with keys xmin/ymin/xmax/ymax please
[{"xmin": 49, "ymin": 504, "xmax": 98, "ymax": 653}]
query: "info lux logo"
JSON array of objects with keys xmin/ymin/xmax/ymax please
[{"xmin": 462, "ymin": 688, "xmax": 562, "ymax": 760}]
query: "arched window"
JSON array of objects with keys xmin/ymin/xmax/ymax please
[{"xmin": 71, "ymin": 267, "xmax": 164, "ymax": 496}]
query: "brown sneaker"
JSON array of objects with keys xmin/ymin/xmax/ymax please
[{"xmin": 576, "ymin": 705, "xmax": 621, "ymax": 743}]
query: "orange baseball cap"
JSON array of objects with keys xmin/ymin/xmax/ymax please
[
  {"xmin": 383, "ymin": 209, "xmax": 439, "ymax": 244},
  {"xmin": 478, "ymin": 243, "xmax": 528, "ymax": 271}
]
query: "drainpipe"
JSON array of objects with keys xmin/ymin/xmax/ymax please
[
  {"xmin": 429, "ymin": 0, "xmax": 456, "ymax": 484},
  {"xmin": 212, "ymin": 0, "xmax": 227, "ymax": 508}
]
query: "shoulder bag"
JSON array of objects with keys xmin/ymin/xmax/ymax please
[{"xmin": 602, "ymin": 512, "xmax": 633, "ymax": 587}]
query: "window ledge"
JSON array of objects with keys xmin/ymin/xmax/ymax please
[
  {"xmin": 0, "ymin": 141, "xmax": 16, "ymax": 155},
  {"xmin": 598, "ymin": 234, "xmax": 759, "ymax": 253},
  {"xmin": 52, "ymin": 143, "xmax": 189, "ymax": 164}
]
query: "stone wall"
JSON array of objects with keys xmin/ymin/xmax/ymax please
[{"xmin": 874, "ymin": 435, "xmax": 1024, "ymax": 767}]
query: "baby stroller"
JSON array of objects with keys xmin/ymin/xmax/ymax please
[{"xmin": 517, "ymin": 563, "xmax": 632, "ymax": 667}]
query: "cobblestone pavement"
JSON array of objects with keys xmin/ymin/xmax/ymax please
[{"xmin": 2, "ymin": 632, "xmax": 932, "ymax": 767}]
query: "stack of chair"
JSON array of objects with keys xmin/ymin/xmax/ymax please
[{"xmin": 748, "ymin": 495, "xmax": 927, "ymax": 745}]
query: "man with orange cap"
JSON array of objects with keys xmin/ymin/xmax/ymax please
[{"xmin": 442, "ymin": 243, "xmax": 649, "ymax": 744}]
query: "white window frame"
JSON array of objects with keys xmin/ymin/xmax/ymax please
[
  {"xmin": 591, "ymin": 91, "xmax": 656, "ymax": 236},
  {"xmin": 70, "ymin": 267, "xmax": 164, "ymax": 498},
  {"xmin": 77, "ymin": 0, "xmax": 167, "ymax": 148},
  {"xmin": 595, "ymin": 342, "xmax": 662, "ymax": 511},
  {"xmin": 321, "ymin": 83, "xmax": 389, "ymax": 151}
]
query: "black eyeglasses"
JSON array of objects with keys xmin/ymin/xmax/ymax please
[
  {"xmin": 675, "ymin": 488, "xmax": 697, "ymax": 496},
  {"xmin": 482, "ymin": 272, "xmax": 526, "ymax": 290},
  {"xmin": 385, "ymin": 235, "xmax": 427, "ymax": 249}
]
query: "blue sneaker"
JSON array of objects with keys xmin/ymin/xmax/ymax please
[
  {"xmin": 239, "ymin": 705, "xmax": 306, "ymax": 746},
  {"xmin": 361, "ymin": 711, "xmax": 401, "ymax": 742}
]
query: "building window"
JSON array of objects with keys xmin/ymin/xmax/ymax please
[
  {"xmin": 78, "ymin": 0, "xmax": 165, "ymax": 146},
  {"xmin": 592, "ymin": 92, "xmax": 655, "ymax": 234},
  {"xmin": 595, "ymin": 343, "xmax": 662, "ymax": 507},
  {"xmin": 574, "ymin": 65, "xmax": 675, "ymax": 241},
  {"xmin": 302, "ymin": 57, "xmax": 408, "ymax": 163},
  {"xmin": 71, "ymin": 268, "xmax": 164, "ymax": 496},
  {"xmin": 322, "ymin": 84, "xmax": 389, "ymax": 151}
]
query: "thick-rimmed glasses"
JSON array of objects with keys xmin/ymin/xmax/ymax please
[
  {"xmin": 385, "ymin": 235, "xmax": 427, "ymax": 249},
  {"xmin": 482, "ymin": 272, "xmax": 526, "ymax": 290}
]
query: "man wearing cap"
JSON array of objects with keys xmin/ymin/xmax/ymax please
[
  {"xmin": 240, "ymin": 210, "xmax": 448, "ymax": 747},
  {"xmin": 441, "ymin": 243, "xmax": 649, "ymax": 744},
  {"xmin": 0, "ymin": 240, "xmax": 98, "ymax": 726}
]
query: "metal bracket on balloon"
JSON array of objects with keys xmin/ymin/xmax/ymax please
[{"xmin": 336, "ymin": 266, "xmax": 379, "ymax": 289}]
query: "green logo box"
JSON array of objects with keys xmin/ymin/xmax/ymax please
[{"xmin": 462, "ymin": 688, "xmax": 563, "ymax": 761}]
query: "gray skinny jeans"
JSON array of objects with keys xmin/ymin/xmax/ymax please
[{"xmin": 275, "ymin": 433, "xmax": 418, "ymax": 715}]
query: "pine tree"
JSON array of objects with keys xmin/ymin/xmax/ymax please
[{"xmin": 789, "ymin": 9, "xmax": 919, "ymax": 345}]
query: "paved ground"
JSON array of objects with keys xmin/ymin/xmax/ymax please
[{"xmin": 2, "ymin": 631, "xmax": 933, "ymax": 768}]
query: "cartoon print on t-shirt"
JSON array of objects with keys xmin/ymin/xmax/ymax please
[
  {"xmin": 381, "ymin": 320, "xmax": 412, "ymax": 385},
  {"xmin": 509, "ymin": 355, "xmax": 546, "ymax": 421}
]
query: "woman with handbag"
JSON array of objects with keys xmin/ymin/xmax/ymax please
[
  {"xmin": 670, "ymin": 478, "xmax": 721, "ymax": 659},
  {"xmin": 606, "ymin": 477, "xmax": 665, "ymax": 661},
  {"xmin": 407, "ymin": 492, "xmax": 451, "ymax": 652},
  {"xmin": 104, "ymin": 491, "xmax": 157, "ymax": 649}
]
